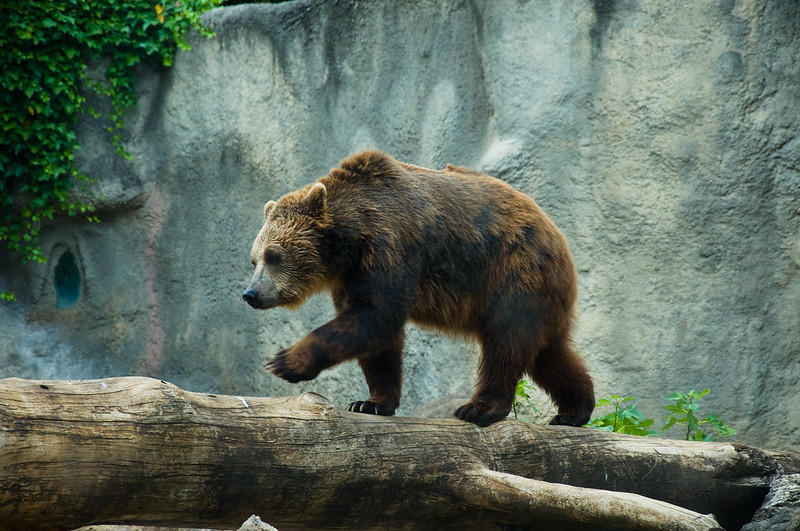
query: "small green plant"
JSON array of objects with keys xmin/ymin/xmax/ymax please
[
  {"xmin": 662, "ymin": 388, "xmax": 736, "ymax": 441},
  {"xmin": 586, "ymin": 395, "xmax": 657, "ymax": 436},
  {"xmin": 512, "ymin": 379, "xmax": 541, "ymax": 420}
]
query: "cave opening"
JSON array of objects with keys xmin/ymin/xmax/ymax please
[{"xmin": 54, "ymin": 251, "xmax": 81, "ymax": 309}]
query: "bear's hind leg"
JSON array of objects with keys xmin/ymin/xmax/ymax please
[
  {"xmin": 530, "ymin": 333, "xmax": 595, "ymax": 427},
  {"xmin": 347, "ymin": 340, "xmax": 403, "ymax": 417},
  {"xmin": 455, "ymin": 335, "xmax": 528, "ymax": 427}
]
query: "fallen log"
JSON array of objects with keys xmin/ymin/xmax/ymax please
[{"xmin": 0, "ymin": 377, "xmax": 780, "ymax": 530}]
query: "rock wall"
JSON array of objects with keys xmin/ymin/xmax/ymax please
[{"xmin": 1, "ymin": 0, "xmax": 798, "ymax": 451}]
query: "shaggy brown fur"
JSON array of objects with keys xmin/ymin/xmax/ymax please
[{"xmin": 243, "ymin": 150, "xmax": 594, "ymax": 426}]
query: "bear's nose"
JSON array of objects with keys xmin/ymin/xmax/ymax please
[{"xmin": 242, "ymin": 289, "xmax": 258, "ymax": 307}]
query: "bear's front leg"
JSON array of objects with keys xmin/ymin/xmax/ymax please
[
  {"xmin": 346, "ymin": 344, "xmax": 403, "ymax": 417},
  {"xmin": 266, "ymin": 306, "xmax": 406, "ymax": 386}
]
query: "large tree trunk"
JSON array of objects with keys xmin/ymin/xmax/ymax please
[{"xmin": 0, "ymin": 377, "xmax": 784, "ymax": 530}]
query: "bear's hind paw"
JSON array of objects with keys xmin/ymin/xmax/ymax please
[
  {"xmin": 549, "ymin": 412, "xmax": 591, "ymax": 427},
  {"xmin": 454, "ymin": 401, "xmax": 510, "ymax": 427},
  {"xmin": 347, "ymin": 400, "xmax": 396, "ymax": 416}
]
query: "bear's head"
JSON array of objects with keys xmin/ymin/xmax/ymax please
[{"xmin": 243, "ymin": 182, "xmax": 332, "ymax": 310}]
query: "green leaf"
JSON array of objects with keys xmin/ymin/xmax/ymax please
[
  {"xmin": 587, "ymin": 394, "xmax": 656, "ymax": 436},
  {"xmin": 705, "ymin": 415, "xmax": 736, "ymax": 437}
]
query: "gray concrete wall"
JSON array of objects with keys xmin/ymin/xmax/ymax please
[{"xmin": 1, "ymin": 0, "xmax": 798, "ymax": 451}]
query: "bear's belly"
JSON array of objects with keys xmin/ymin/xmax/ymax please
[{"xmin": 409, "ymin": 281, "xmax": 482, "ymax": 334}]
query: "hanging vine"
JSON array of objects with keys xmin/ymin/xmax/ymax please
[{"xmin": 1, "ymin": 0, "xmax": 221, "ymax": 299}]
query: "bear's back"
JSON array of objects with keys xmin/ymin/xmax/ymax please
[
  {"xmin": 320, "ymin": 151, "xmax": 575, "ymax": 333},
  {"xmin": 324, "ymin": 151, "xmax": 564, "ymax": 253},
  {"xmin": 324, "ymin": 151, "xmax": 543, "ymax": 233}
]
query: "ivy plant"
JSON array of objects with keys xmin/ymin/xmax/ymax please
[{"xmin": 1, "ymin": 0, "xmax": 220, "ymax": 296}]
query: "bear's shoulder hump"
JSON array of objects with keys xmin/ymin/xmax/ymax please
[{"xmin": 333, "ymin": 150, "xmax": 403, "ymax": 181}]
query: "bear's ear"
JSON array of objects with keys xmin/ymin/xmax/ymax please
[
  {"xmin": 264, "ymin": 200, "xmax": 277, "ymax": 220},
  {"xmin": 300, "ymin": 182, "xmax": 327, "ymax": 217}
]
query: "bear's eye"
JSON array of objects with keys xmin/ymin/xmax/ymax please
[{"xmin": 264, "ymin": 249, "xmax": 282, "ymax": 266}]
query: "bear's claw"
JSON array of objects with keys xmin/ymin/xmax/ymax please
[{"xmin": 347, "ymin": 400, "xmax": 396, "ymax": 416}]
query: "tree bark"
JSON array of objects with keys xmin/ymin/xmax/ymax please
[{"xmin": 0, "ymin": 377, "xmax": 781, "ymax": 530}]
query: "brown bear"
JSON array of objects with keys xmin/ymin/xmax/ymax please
[{"xmin": 243, "ymin": 150, "xmax": 594, "ymax": 427}]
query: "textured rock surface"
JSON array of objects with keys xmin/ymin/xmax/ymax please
[
  {"xmin": 1, "ymin": 0, "xmax": 798, "ymax": 452},
  {"xmin": 741, "ymin": 474, "xmax": 800, "ymax": 531}
]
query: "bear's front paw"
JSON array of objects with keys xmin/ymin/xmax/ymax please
[
  {"xmin": 264, "ymin": 349, "xmax": 320, "ymax": 383},
  {"xmin": 347, "ymin": 400, "xmax": 396, "ymax": 416},
  {"xmin": 454, "ymin": 400, "xmax": 510, "ymax": 427}
]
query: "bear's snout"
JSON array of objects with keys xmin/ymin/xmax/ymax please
[
  {"xmin": 242, "ymin": 289, "xmax": 259, "ymax": 308},
  {"xmin": 243, "ymin": 276, "xmax": 281, "ymax": 309}
]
